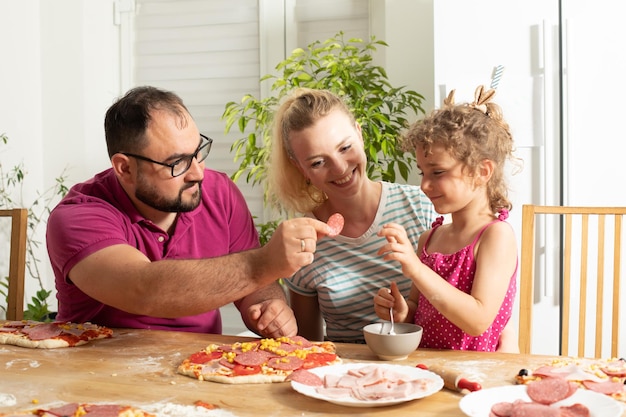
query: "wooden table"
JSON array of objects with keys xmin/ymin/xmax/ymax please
[{"xmin": 1, "ymin": 328, "xmax": 623, "ymax": 416}]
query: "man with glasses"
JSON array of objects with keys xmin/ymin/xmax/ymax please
[{"xmin": 46, "ymin": 86, "xmax": 332, "ymax": 338}]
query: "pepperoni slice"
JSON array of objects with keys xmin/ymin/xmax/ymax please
[
  {"xmin": 0, "ymin": 327, "xmax": 18, "ymax": 333},
  {"xmin": 285, "ymin": 369, "xmax": 323, "ymax": 386},
  {"xmin": 267, "ymin": 356, "xmax": 304, "ymax": 371},
  {"xmin": 219, "ymin": 358, "xmax": 235, "ymax": 369},
  {"xmin": 509, "ymin": 402, "xmax": 560, "ymax": 417},
  {"xmin": 233, "ymin": 350, "xmax": 273, "ymax": 366},
  {"xmin": 42, "ymin": 403, "xmax": 81, "ymax": 416},
  {"xmin": 526, "ymin": 377, "xmax": 573, "ymax": 405},
  {"xmin": 601, "ymin": 359, "xmax": 626, "ymax": 377},
  {"xmin": 277, "ymin": 342, "xmax": 299, "ymax": 352},
  {"xmin": 327, "ymin": 213, "xmax": 344, "ymax": 237},
  {"xmin": 287, "ymin": 335, "xmax": 314, "ymax": 348},
  {"xmin": 82, "ymin": 404, "xmax": 126, "ymax": 417},
  {"xmin": 559, "ymin": 403, "xmax": 591, "ymax": 417},
  {"xmin": 490, "ymin": 401, "xmax": 513, "ymax": 417},
  {"xmin": 581, "ymin": 379, "xmax": 625, "ymax": 395},
  {"xmin": 21, "ymin": 323, "xmax": 63, "ymax": 340}
]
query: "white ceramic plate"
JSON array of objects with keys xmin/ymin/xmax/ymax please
[
  {"xmin": 459, "ymin": 385, "xmax": 624, "ymax": 417},
  {"xmin": 290, "ymin": 363, "xmax": 443, "ymax": 408}
]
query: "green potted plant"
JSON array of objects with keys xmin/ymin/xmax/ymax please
[
  {"xmin": 0, "ymin": 133, "xmax": 68, "ymax": 320},
  {"xmin": 223, "ymin": 31, "xmax": 425, "ymax": 244}
]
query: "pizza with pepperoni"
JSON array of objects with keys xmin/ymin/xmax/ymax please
[
  {"xmin": 0, "ymin": 403, "xmax": 154, "ymax": 416},
  {"xmin": 0, "ymin": 320, "xmax": 113, "ymax": 349},
  {"xmin": 177, "ymin": 336, "xmax": 340, "ymax": 384},
  {"xmin": 516, "ymin": 357, "xmax": 626, "ymax": 402}
]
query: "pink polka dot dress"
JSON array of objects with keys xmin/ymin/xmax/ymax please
[{"xmin": 414, "ymin": 213, "xmax": 517, "ymax": 351}]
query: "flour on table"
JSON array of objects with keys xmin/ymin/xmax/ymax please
[
  {"xmin": 438, "ymin": 359, "xmax": 508, "ymax": 381},
  {"xmin": 0, "ymin": 393, "xmax": 16, "ymax": 407},
  {"xmin": 4, "ymin": 359, "xmax": 40, "ymax": 370},
  {"xmin": 144, "ymin": 403, "xmax": 239, "ymax": 417},
  {"xmin": 128, "ymin": 356, "xmax": 164, "ymax": 367}
]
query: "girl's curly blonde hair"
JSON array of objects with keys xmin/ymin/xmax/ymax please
[{"xmin": 402, "ymin": 86, "xmax": 521, "ymax": 214}]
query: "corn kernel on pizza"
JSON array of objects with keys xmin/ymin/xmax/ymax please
[
  {"xmin": 516, "ymin": 357, "xmax": 626, "ymax": 402},
  {"xmin": 178, "ymin": 335, "xmax": 340, "ymax": 384}
]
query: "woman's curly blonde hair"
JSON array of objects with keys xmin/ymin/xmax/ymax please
[{"xmin": 402, "ymin": 86, "xmax": 521, "ymax": 214}]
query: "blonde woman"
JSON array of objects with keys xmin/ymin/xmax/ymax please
[{"xmin": 267, "ymin": 88, "xmax": 436, "ymax": 343}]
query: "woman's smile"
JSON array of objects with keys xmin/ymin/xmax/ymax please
[{"xmin": 332, "ymin": 169, "xmax": 355, "ymax": 185}]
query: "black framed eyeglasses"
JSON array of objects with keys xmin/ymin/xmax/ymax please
[{"xmin": 121, "ymin": 134, "xmax": 213, "ymax": 177}]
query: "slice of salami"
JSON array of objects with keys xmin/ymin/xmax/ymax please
[
  {"xmin": 219, "ymin": 358, "xmax": 236, "ymax": 369},
  {"xmin": 42, "ymin": 402, "xmax": 81, "ymax": 416},
  {"xmin": 559, "ymin": 403, "xmax": 591, "ymax": 417},
  {"xmin": 21, "ymin": 323, "xmax": 64, "ymax": 341},
  {"xmin": 526, "ymin": 377, "xmax": 573, "ymax": 404},
  {"xmin": 0, "ymin": 327, "xmax": 19, "ymax": 333},
  {"xmin": 267, "ymin": 356, "xmax": 304, "ymax": 371},
  {"xmin": 566, "ymin": 380, "xmax": 579, "ymax": 397},
  {"xmin": 82, "ymin": 404, "xmax": 125, "ymax": 417},
  {"xmin": 531, "ymin": 365, "xmax": 563, "ymax": 378},
  {"xmin": 285, "ymin": 369, "xmax": 323, "ymax": 386},
  {"xmin": 601, "ymin": 359, "xmax": 626, "ymax": 377},
  {"xmin": 233, "ymin": 350, "xmax": 273, "ymax": 366},
  {"xmin": 490, "ymin": 401, "xmax": 513, "ymax": 417},
  {"xmin": 581, "ymin": 379, "xmax": 625, "ymax": 395},
  {"xmin": 217, "ymin": 344, "xmax": 242, "ymax": 353},
  {"xmin": 287, "ymin": 335, "xmax": 314, "ymax": 348},
  {"xmin": 327, "ymin": 213, "xmax": 344, "ymax": 237},
  {"xmin": 277, "ymin": 343, "xmax": 298, "ymax": 352},
  {"xmin": 510, "ymin": 402, "xmax": 560, "ymax": 417}
]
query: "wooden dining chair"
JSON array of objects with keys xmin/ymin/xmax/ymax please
[
  {"xmin": 518, "ymin": 205, "xmax": 625, "ymax": 358},
  {"xmin": 0, "ymin": 208, "xmax": 28, "ymax": 321}
]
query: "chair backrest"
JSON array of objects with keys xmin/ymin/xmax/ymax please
[
  {"xmin": 518, "ymin": 205, "xmax": 625, "ymax": 358},
  {"xmin": 0, "ymin": 208, "xmax": 28, "ymax": 321}
]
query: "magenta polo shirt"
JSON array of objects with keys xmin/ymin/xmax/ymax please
[{"xmin": 46, "ymin": 168, "xmax": 260, "ymax": 333}]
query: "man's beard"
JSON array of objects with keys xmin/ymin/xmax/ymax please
[{"xmin": 135, "ymin": 174, "xmax": 202, "ymax": 213}]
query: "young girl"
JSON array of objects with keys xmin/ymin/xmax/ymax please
[{"xmin": 374, "ymin": 86, "xmax": 520, "ymax": 352}]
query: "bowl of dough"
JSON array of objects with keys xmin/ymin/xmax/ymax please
[{"xmin": 363, "ymin": 322, "xmax": 423, "ymax": 361}]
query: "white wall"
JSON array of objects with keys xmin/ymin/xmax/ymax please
[
  {"xmin": 0, "ymin": 0, "xmax": 122, "ymax": 313},
  {"xmin": 0, "ymin": 0, "xmax": 44, "ymax": 204}
]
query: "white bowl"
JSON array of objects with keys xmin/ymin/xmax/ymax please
[{"xmin": 363, "ymin": 322, "xmax": 423, "ymax": 360}]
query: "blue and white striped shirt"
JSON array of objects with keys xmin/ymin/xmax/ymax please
[{"xmin": 284, "ymin": 182, "xmax": 437, "ymax": 343}]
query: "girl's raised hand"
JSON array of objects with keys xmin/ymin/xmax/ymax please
[{"xmin": 377, "ymin": 223, "xmax": 423, "ymax": 279}]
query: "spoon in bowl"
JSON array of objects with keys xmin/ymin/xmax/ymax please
[{"xmin": 388, "ymin": 308, "xmax": 396, "ymax": 335}]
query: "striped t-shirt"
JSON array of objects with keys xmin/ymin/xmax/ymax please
[{"xmin": 284, "ymin": 182, "xmax": 437, "ymax": 343}]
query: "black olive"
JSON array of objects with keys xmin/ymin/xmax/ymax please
[{"xmin": 518, "ymin": 368, "xmax": 529, "ymax": 377}]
